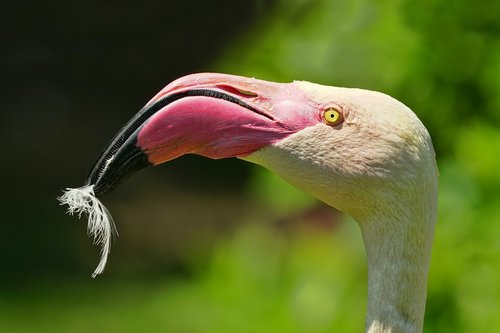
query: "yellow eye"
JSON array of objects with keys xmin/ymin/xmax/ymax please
[{"xmin": 323, "ymin": 108, "xmax": 343, "ymax": 126}]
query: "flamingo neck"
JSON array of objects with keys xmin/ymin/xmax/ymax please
[{"xmin": 358, "ymin": 200, "xmax": 436, "ymax": 333}]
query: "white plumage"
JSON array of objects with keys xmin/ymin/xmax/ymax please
[{"xmin": 58, "ymin": 185, "xmax": 117, "ymax": 277}]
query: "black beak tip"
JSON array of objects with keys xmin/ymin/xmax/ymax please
[
  {"xmin": 83, "ymin": 88, "xmax": 220, "ymax": 197},
  {"xmin": 86, "ymin": 137, "xmax": 152, "ymax": 197}
]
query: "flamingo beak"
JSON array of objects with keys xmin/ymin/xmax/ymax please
[{"xmin": 85, "ymin": 73, "xmax": 319, "ymax": 196}]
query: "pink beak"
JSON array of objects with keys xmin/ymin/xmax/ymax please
[{"xmin": 86, "ymin": 73, "xmax": 320, "ymax": 195}]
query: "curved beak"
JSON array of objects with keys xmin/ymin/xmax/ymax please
[{"xmin": 86, "ymin": 73, "xmax": 319, "ymax": 196}]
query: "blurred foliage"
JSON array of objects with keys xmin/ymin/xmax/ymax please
[
  {"xmin": 216, "ymin": 0, "xmax": 500, "ymax": 331},
  {"xmin": 2, "ymin": 0, "xmax": 500, "ymax": 332},
  {"xmin": 0, "ymin": 220, "xmax": 365, "ymax": 333},
  {"xmin": 218, "ymin": 0, "xmax": 500, "ymax": 331}
]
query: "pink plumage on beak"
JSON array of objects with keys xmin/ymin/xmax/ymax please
[
  {"xmin": 139, "ymin": 73, "xmax": 319, "ymax": 163},
  {"xmin": 86, "ymin": 73, "xmax": 320, "ymax": 195}
]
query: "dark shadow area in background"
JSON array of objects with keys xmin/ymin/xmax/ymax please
[{"xmin": 0, "ymin": 0, "xmax": 278, "ymax": 285}]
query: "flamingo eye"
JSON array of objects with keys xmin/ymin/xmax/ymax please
[{"xmin": 323, "ymin": 108, "xmax": 343, "ymax": 126}]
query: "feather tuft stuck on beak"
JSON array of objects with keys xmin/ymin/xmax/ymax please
[{"xmin": 58, "ymin": 185, "xmax": 117, "ymax": 277}]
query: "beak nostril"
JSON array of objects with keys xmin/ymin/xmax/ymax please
[
  {"xmin": 237, "ymin": 89, "xmax": 258, "ymax": 97},
  {"xmin": 216, "ymin": 84, "xmax": 258, "ymax": 98}
]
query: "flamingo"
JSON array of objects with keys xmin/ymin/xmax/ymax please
[{"xmin": 62, "ymin": 73, "xmax": 438, "ymax": 333}]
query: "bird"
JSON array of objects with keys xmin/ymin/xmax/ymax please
[{"xmin": 77, "ymin": 73, "xmax": 439, "ymax": 333}]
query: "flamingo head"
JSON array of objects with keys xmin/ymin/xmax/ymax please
[{"xmin": 86, "ymin": 73, "xmax": 437, "ymax": 219}]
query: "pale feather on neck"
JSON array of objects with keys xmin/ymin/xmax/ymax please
[
  {"xmin": 360, "ymin": 199, "xmax": 436, "ymax": 333},
  {"xmin": 245, "ymin": 84, "xmax": 438, "ymax": 333}
]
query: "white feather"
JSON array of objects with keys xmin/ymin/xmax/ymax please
[{"xmin": 58, "ymin": 185, "xmax": 117, "ymax": 277}]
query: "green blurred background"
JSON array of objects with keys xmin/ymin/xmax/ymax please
[{"xmin": 2, "ymin": 0, "xmax": 499, "ymax": 331}]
